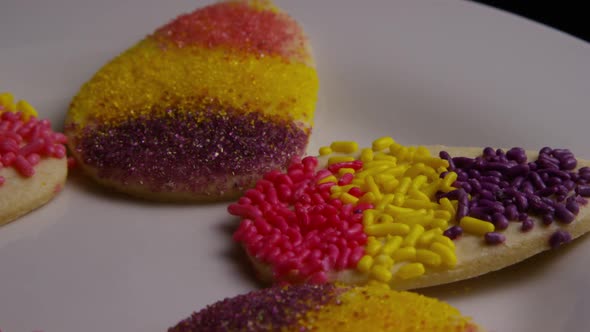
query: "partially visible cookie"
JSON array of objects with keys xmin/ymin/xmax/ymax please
[
  {"xmin": 0, "ymin": 93, "xmax": 68, "ymax": 226},
  {"xmin": 168, "ymin": 283, "xmax": 483, "ymax": 332}
]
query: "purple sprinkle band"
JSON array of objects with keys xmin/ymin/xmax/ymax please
[
  {"xmin": 168, "ymin": 284, "xmax": 340, "ymax": 332},
  {"xmin": 71, "ymin": 107, "xmax": 309, "ymax": 194}
]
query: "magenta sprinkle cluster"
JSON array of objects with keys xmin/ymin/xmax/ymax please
[
  {"xmin": 168, "ymin": 284, "xmax": 339, "ymax": 332},
  {"xmin": 230, "ymin": 157, "xmax": 370, "ymax": 284},
  {"xmin": 0, "ymin": 111, "xmax": 67, "ymax": 186}
]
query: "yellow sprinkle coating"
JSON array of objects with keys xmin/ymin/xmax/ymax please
[
  {"xmin": 372, "ymin": 136, "xmax": 395, "ymax": 151},
  {"xmin": 365, "ymin": 223, "xmax": 410, "ymax": 237},
  {"xmin": 362, "ymin": 210, "xmax": 376, "ymax": 227},
  {"xmin": 330, "ymin": 141, "xmax": 359, "ymax": 153},
  {"xmin": 459, "ymin": 216, "xmax": 495, "ymax": 236},
  {"xmin": 381, "ymin": 235, "xmax": 403, "ymax": 255},
  {"xmin": 416, "ymin": 249, "xmax": 442, "ymax": 266},
  {"xmin": 402, "ymin": 224, "xmax": 425, "ymax": 247},
  {"xmin": 392, "ymin": 247, "xmax": 417, "ymax": 261},
  {"xmin": 320, "ymin": 137, "xmax": 461, "ymax": 285},
  {"xmin": 396, "ymin": 263, "xmax": 426, "ymax": 280},
  {"xmin": 318, "ymin": 175, "xmax": 338, "ymax": 185},
  {"xmin": 371, "ymin": 265, "xmax": 393, "ymax": 282},
  {"xmin": 338, "ymin": 167, "xmax": 356, "ymax": 175},
  {"xmin": 339, "ymin": 192, "xmax": 359, "ymax": 204},
  {"xmin": 328, "ymin": 156, "xmax": 356, "ymax": 165},
  {"xmin": 417, "ymin": 228, "xmax": 443, "ymax": 247},
  {"xmin": 0, "ymin": 92, "xmax": 16, "ymax": 112},
  {"xmin": 299, "ymin": 285, "xmax": 477, "ymax": 332},
  {"xmin": 360, "ymin": 148, "xmax": 374, "ymax": 162},
  {"xmin": 373, "ymin": 153, "xmax": 396, "ymax": 162},
  {"xmin": 431, "ymin": 242, "xmax": 458, "ymax": 267},
  {"xmin": 433, "ymin": 234, "xmax": 456, "ymax": 249},
  {"xmin": 357, "ymin": 255, "xmax": 374, "ymax": 273},
  {"xmin": 66, "ymin": 38, "xmax": 318, "ymax": 129},
  {"xmin": 319, "ymin": 146, "xmax": 333, "ymax": 156},
  {"xmin": 365, "ymin": 237, "xmax": 383, "ymax": 256}
]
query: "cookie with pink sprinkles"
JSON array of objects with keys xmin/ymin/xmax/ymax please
[
  {"xmin": 228, "ymin": 136, "xmax": 590, "ymax": 289},
  {"xmin": 0, "ymin": 93, "xmax": 68, "ymax": 226}
]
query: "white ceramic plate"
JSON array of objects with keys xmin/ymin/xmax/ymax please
[{"xmin": 1, "ymin": 1, "xmax": 590, "ymax": 331}]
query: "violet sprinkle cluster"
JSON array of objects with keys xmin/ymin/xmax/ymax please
[{"xmin": 440, "ymin": 147, "xmax": 590, "ymax": 247}]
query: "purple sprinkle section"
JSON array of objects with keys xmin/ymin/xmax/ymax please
[
  {"xmin": 443, "ymin": 225, "xmax": 463, "ymax": 240},
  {"xmin": 443, "ymin": 146, "xmax": 589, "ymax": 236},
  {"xmin": 168, "ymin": 284, "xmax": 341, "ymax": 332},
  {"xmin": 549, "ymin": 230, "xmax": 572, "ymax": 248},
  {"xmin": 484, "ymin": 232, "xmax": 505, "ymax": 245},
  {"xmin": 521, "ymin": 218, "xmax": 534, "ymax": 232},
  {"xmin": 73, "ymin": 108, "xmax": 309, "ymax": 194}
]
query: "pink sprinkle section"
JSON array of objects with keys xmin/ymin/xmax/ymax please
[
  {"xmin": 230, "ymin": 156, "xmax": 370, "ymax": 284},
  {"xmin": 154, "ymin": 1, "xmax": 306, "ymax": 60},
  {"xmin": 0, "ymin": 111, "xmax": 67, "ymax": 186}
]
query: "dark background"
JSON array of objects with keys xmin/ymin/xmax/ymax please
[{"xmin": 474, "ymin": 1, "xmax": 589, "ymax": 43}]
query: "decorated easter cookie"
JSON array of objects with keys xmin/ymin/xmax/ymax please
[
  {"xmin": 168, "ymin": 283, "xmax": 483, "ymax": 331},
  {"xmin": 229, "ymin": 137, "xmax": 590, "ymax": 289},
  {"xmin": 65, "ymin": 0, "xmax": 318, "ymax": 201},
  {"xmin": 0, "ymin": 93, "xmax": 68, "ymax": 226}
]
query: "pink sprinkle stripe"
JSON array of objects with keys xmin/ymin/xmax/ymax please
[
  {"xmin": 229, "ymin": 157, "xmax": 370, "ymax": 284},
  {"xmin": 0, "ymin": 111, "xmax": 67, "ymax": 185}
]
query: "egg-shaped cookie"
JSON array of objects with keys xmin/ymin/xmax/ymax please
[{"xmin": 65, "ymin": 0, "xmax": 318, "ymax": 201}]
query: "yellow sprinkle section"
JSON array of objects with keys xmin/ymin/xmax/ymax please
[
  {"xmin": 365, "ymin": 223, "xmax": 410, "ymax": 237},
  {"xmin": 0, "ymin": 92, "xmax": 39, "ymax": 120},
  {"xmin": 416, "ymin": 249, "xmax": 442, "ymax": 266},
  {"xmin": 330, "ymin": 141, "xmax": 359, "ymax": 153},
  {"xmin": 372, "ymin": 136, "xmax": 395, "ymax": 151},
  {"xmin": 431, "ymin": 242, "xmax": 458, "ymax": 267},
  {"xmin": 339, "ymin": 192, "xmax": 359, "ymax": 204},
  {"xmin": 357, "ymin": 255, "xmax": 374, "ymax": 273},
  {"xmin": 320, "ymin": 136, "xmax": 461, "ymax": 285},
  {"xmin": 318, "ymin": 175, "xmax": 338, "ymax": 185},
  {"xmin": 246, "ymin": 0, "xmax": 280, "ymax": 12},
  {"xmin": 402, "ymin": 224, "xmax": 425, "ymax": 247},
  {"xmin": 365, "ymin": 237, "xmax": 383, "ymax": 256},
  {"xmin": 360, "ymin": 148, "xmax": 374, "ymax": 162},
  {"xmin": 370, "ymin": 264, "xmax": 393, "ymax": 282},
  {"xmin": 319, "ymin": 146, "xmax": 333, "ymax": 156},
  {"xmin": 381, "ymin": 236, "xmax": 403, "ymax": 255},
  {"xmin": 0, "ymin": 92, "xmax": 16, "ymax": 112},
  {"xmin": 433, "ymin": 234, "xmax": 456, "ymax": 249},
  {"xmin": 328, "ymin": 155, "xmax": 356, "ymax": 165},
  {"xmin": 459, "ymin": 216, "xmax": 495, "ymax": 236},
  {"xmin": 396, "ymin": 262, "xmax": 426, "ymax": 280},
  {"xmin": 417, "ymin": 228, "xmax": 443, "ymax": 247},
  {"xmin": 66, "ymin": 38, "xmax": 318, "ymax": 128},
  {"xmin": 300, "ymin": 285, "xmax": 478, "ymax": 332},
  {"xmin": 392, "ymin": 247, "xmax": 416, "ymax": 261}
]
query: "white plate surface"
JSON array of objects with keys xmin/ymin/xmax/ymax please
[{"xmin": 1, "ymin": 1, "xmax": 590, "ymax": 331}]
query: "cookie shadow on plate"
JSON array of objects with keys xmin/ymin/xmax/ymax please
[
  {"xmin": 65, "ymin": 168, "xmax": 237, "ymax": 207},
  {"xmin": 217, "ymin": 215, "xmax": 267, "ymax": 288}
]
